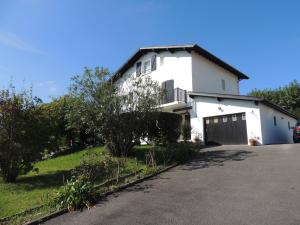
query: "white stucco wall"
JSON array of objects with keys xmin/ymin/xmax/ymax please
[
  {"xmin": 190, "ymin": 96, "xmax": 263, "ymax": 145},
  {"xmin": 114, "ymin": 51, "xmax": 193, "ymax": 91},
  {"xmin": 191, "ymin": 52, "xmax": 240, "ymax": 95},
  {"xmin": 259, "ymin": 104, "xmax": 296, "ymax": 144}
]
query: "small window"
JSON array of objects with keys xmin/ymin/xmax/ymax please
[
  {"xmin": 143, "ymin": 60, "xmax": 151, "ymax": 74},
  {"xmin": 151, "ymin": 55, "xmax": 157, "ymax": 71},
  {"xmin": 214, "ymin": 118, "xmax": 218, "ymax": 124},
  {"xmin": 221, "ymin": 79, "xmax": 226, "ymax": 91},
  {"xmin": 288, "ymin": 121, "xmax": 290, "ymax": 130},
  {"xmin": 136, "ymin": 62, "xmax": 142, "ymax": 76},
  {"xmin": 232, "ymin": 115, "xmax": 237, "ymax": 122},
  {"xmin": 206, "ymin": 119, "xmax": 210, "ymax": 125},
  {"xmin": 242, "ymin": 113, "xmax": 246, "ymax": 120},
  {"xmin": 274, "ymin": 116, "xmax": 277, "ymax": 126},
  {"xmin": 223, "ymin": 116, "xmax": 227, "ymax": 123},
  {"xmin": 160, "ymin": 56, "xmax": 164, "ymax": 66}
]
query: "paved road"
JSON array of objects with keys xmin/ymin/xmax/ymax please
[{"xmin": 44, "ymin": 144, "xmax": 300, "ymax": 225}]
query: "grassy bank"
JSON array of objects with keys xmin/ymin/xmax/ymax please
[{"xmin": 0, "ymin": 146, "xmax": 149, "ymax": 219}]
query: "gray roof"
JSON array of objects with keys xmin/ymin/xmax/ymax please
[
  {"xmin": 111, "ymin": 44, "xmax": 249, "ymax": 82},
  {"xmin": 188, "ymin": 92, "xmax": 298, "ymax": 119}
]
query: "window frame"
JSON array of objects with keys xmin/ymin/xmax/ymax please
[
  {"xmin": 221, "ymin": 79, "xmax": 226, "ymax": 91},
  {"xmin": 242, "ymin": 113, "xmax": 246, "ymax": 120},
  {"xmin": 160, "ymin": 56, "xmax": 164, "ymax": 66},
  {"xmin": 213, "ymin": 118, "xmax": 218, "ymax": 124},
  {"xmin": 136, "ymin": 61, "xmax": 142, "ymax": 77},
  {"xmin": 143, "ymin": 60, "xmax": 151, "ymax": 74},
  {"xmin": 232, "ymin": 114, "xmax": 237, "ymax": 122}
]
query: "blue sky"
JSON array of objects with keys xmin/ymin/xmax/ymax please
[{"xmin": 0, "ymin": 0, "xmax": 299, "ymax": 101}]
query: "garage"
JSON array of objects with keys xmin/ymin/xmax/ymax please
[{"xmin": 204, "ymin": 113, "xmax": 248, "ymax": 145}]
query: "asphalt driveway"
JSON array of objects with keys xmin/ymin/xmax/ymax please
[{"xmin": 43, "ymin": 144, "xmax": 300, "ymax": 225}]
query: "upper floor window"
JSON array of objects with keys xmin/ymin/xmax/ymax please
[
  {"xmin": 160, "ymin": 56, "xmax": 164, "ymax": 66},
  {"xmin": 136, "ymin": 62, "xmax": 142, "ymax": 77},
  {"xmin": 143, "ymin": 60, "xmax": 151, "ymax": 74},
  {"xmin": 222, "ymin": 79, "xmax": 226, "ymax": 91},
  {"xmin": 274, "ymin": 116, "xmax": 277, "ymax": 126},
  {"xmin": 137, "ymin": 55, "xmax": 157, "ymax": 76},
  {"xmin": 151, "ymin": 55, "xmax": 157, "ymax": 71}
]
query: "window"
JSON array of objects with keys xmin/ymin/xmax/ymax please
[
  {"xmin": 206, "ymin": 119, "xmax": 210, "ymax": 125},
  {"xmin": 143, "ymin": 60, "xmax": 151, "ymax": 74},
  {"xmin": 136, "ymin": 62, "xmax": 142, "ymax": 76},
  {"xmin": 160, "ymin": 56, "xmax": 164, "ymax": 66},
  {"xmin": 232, "ymin": 114, "xmax": 237, "ymax": 122},
  {"xmin": 214, "ymin": 118, "xmax": 218, "ymax": 123},
  {"xmin": 242, "ymin": 113, "xmax": 246, "ymax": 120},
  {"xmin": 222, "ymin": 79, "xmax": 226, "ymax": 91},
  {"xmin": 223, "ymin": 116, "xmax": 228, "ymax": 123},
  {"xmin": 274, "ymin": 116, "xmax": 277, "ymax": 126},
  {"xmin": 151, "ymin": 55, "xmax": 157, "ymax": 71}
]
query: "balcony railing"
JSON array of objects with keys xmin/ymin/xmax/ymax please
[{"xmin": 162, "ymin": 88, "xmax": 187, "ymax": 104}]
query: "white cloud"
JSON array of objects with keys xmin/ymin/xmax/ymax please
[{"xmin": 0, "ymin": 30, "xmax": 45, "ymax": 55}]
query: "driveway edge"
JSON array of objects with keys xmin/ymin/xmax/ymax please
[{"xmin": 24, "ymin": 163, "xmax": 178, "ymax": 225}]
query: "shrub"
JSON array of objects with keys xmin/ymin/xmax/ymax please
[
  {"xmin": 69, "ymin": 70, "xmax": 163, "ymax": 157},
  {"xmin": 52, "ymin": 176, "xmax": 96, "ymax": 211},
  {"xmin": 105, "ymin": 112, "xmax": 141, "ymax": 157},
  {"xmin": 148, "ymin": 112, "xmax": 182, "ymax": 145},
  {"xmin": 150, "ymin": 143, "xmax": 199, "ymax": 165},
  {"xmin": 72, "ymin": 152, "xmax": 121, "ymax": 182},
  {"xmin": 0, "ymin": 88, "xmax": 48, "ymax": 182},
  {"xmin": 181, "ymin": 120, "xmax": 191, "ymax": 143}
]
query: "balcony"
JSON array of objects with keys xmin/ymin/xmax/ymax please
[{"xmin": 161, "ymin": 88, "xmax": 188, "ymax": 111}]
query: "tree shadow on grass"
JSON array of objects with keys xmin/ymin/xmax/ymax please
[
  {"xmin": 180, "ymin": 149, "xmax": 255, "ymax": 171},
  {"xmin": 14, "ymin": 170, "xmax": 71, "ymax": 191}
]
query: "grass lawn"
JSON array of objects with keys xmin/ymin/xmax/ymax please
[{"xmin": 0, "ymin": 146, "xmax": 150, "ymax": 219}]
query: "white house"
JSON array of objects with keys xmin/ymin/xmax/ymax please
[{"xmin": 111, "ymin": 44, "xmax": 298, "ymax": 145}]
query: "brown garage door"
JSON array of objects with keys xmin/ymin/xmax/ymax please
[{"xmin": 204, "ymin": 113, "xmax": 248, "ymax": 145}]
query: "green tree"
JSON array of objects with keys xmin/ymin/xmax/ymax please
[
  {"xmin": 69, "ymin": 67, "xmax": 163, "ymax": 156},
  {"xmin": 249, "ymin": 80, "xmax": 300, "ymax": 118},
  {"xmin": 40, "ymin": 95, "xmax": 95, "ymax": 151},
  {"xmin": 0, "ymin": 87, "xmax": 48, "ymax": 182}
]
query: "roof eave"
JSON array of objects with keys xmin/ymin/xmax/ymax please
[
  {"xmin": 188, "ymin": 92, "xmax": 298, "ymax": 120},
  {"xmin": 111, "ymin": 44, "xmax": 249, "ymax": 82}
]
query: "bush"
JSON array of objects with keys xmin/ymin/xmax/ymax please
[
  {"xmin": 150, "ymin": 143, "xmax": 199, "ymax": 165},
  {"xmin": 52, "ymin": 176, "xmax": 96, "ymax": 211},
  {"xmin": 181, "ymin": 120, "xmax": 191, "ymax": 143},
  {"xmin": 148, "ymin": 112, "xmax": 182, "ymax": 145},
  {"xmin": 0, "ymin": 88, "xmax": 48, "ymax": 182},
  {"xmin": 105, "ymin": 112, "xmax": 141, "ymax": 157},
  {"xmin": 72, "ymin": 152, "xmax": 121, "ymax": 182}
]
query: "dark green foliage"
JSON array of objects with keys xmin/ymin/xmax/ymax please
[
  {"xmin": 181, "ymin": 120, "xmax": 191, "ymax": 143},
  {"xmin": 148, "ymin": 112, "xmax": 182, "ymax": 145},
  {"xmin": 105, "ymin": 112, "xmax": 142, "ymax": 157},
  {"xmin": 52, "ymin": 176, "xmax": 96, "ymax": 211},
  {"xmin": 0, "ymin": 88, "xmax": 48, "ymax": 182},
  {"xmin": 147, "ymin": 143, "xmax": 198, "ymax": 165},
  {"xmin": 249, "ymin": 80, "xmax": 300, "ymax": 118},
  {"xmin": 72, "ymin": 152, "xmax": 120, "ymax": 182},
  {"xmin": 40, "ymin": 96, "xmax": 74, "ymax": 152}
]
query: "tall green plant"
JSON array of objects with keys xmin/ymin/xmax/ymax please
[
  {"xmin": 0, "ymin": 87, "xmax": 48, "ymax": 182},
  {"xmin": 69, "ymin": 67, "xmax": 163, "ymax": 156},
  {"xmin": 52, "ymin": 176, "xmax": 96, "ymax": 211},
  {"xmin": 249, "ymin": 80, "xmax": 300, "ymax": 117}
]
